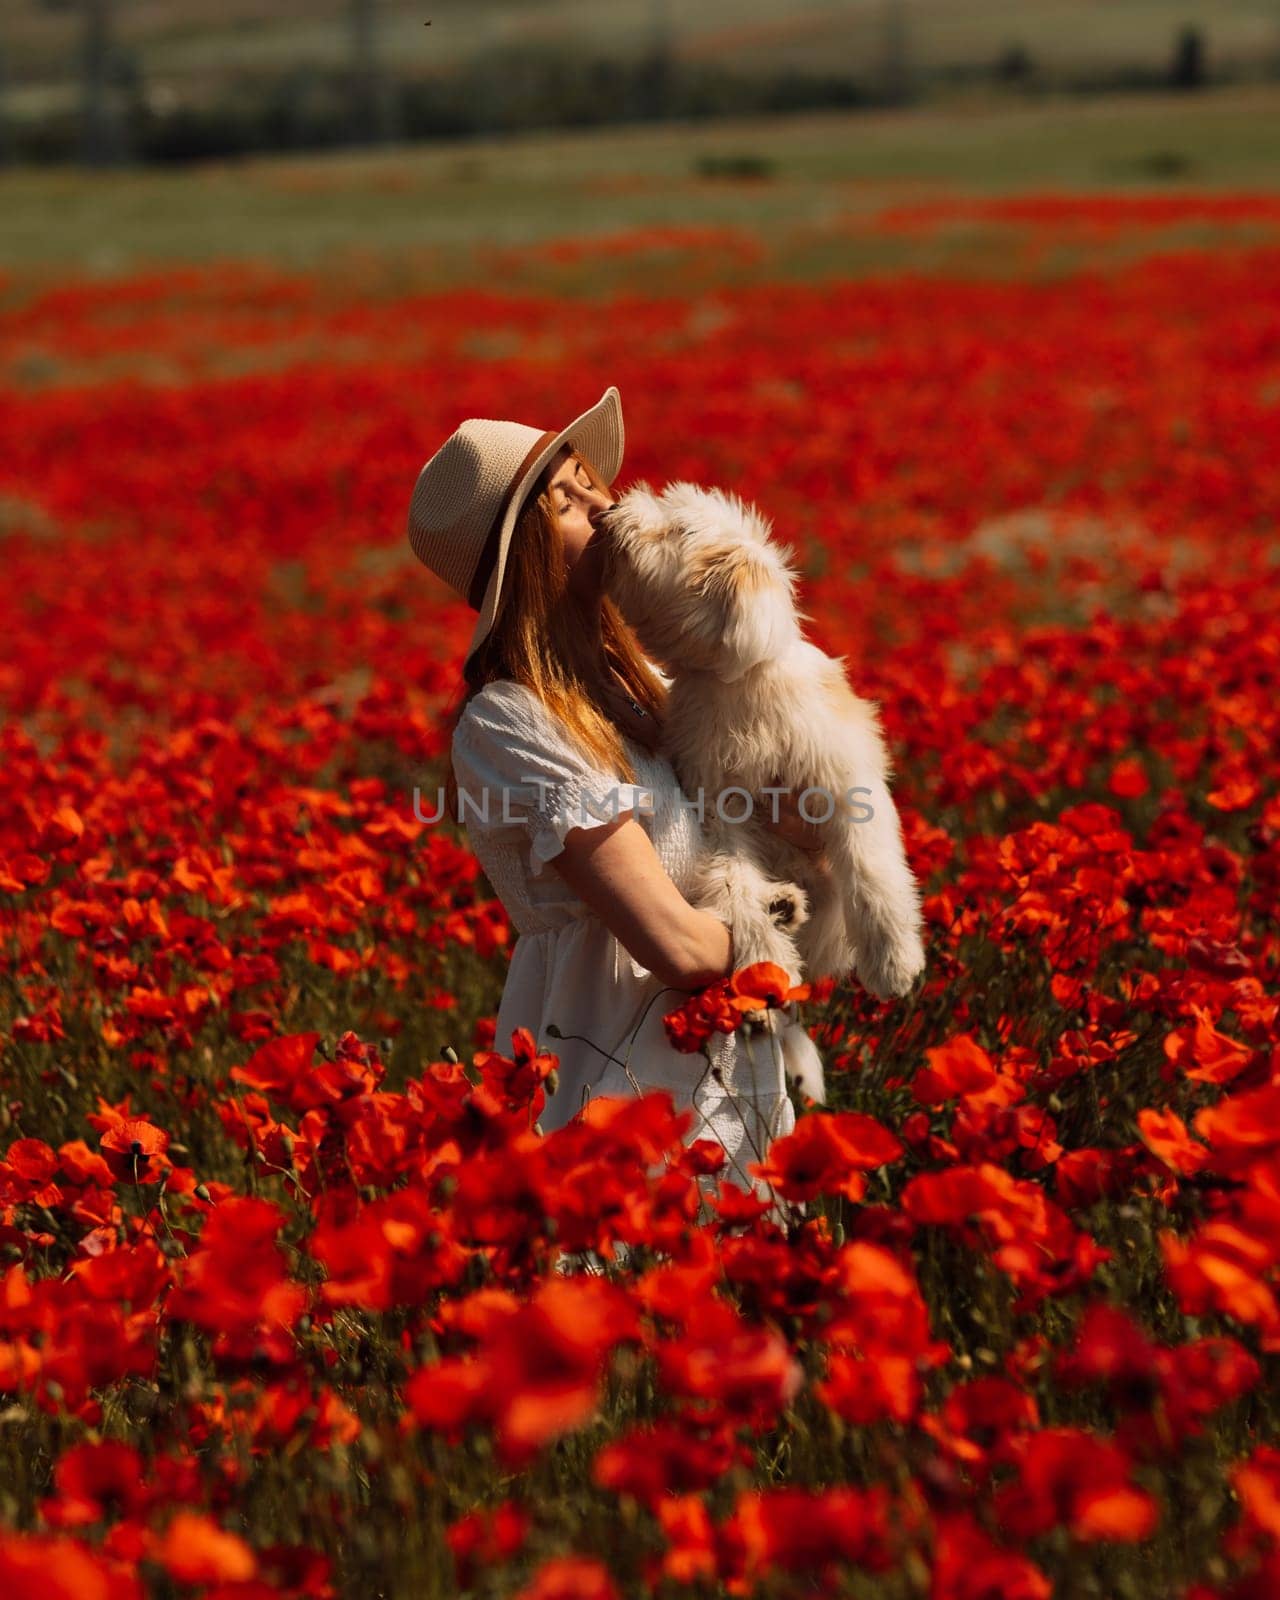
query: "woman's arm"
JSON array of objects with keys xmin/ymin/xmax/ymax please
[{"xmin": 549, "ymin": 814, "xmax": 733, "ymax": 991}]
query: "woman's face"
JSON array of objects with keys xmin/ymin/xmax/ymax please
[{"xmin": 546, "ymin": 447, "xmax": 615, "ymax": 602}]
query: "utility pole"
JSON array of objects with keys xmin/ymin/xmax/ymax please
[
  {"xmin": 645, "ymin": 0, "xmax": 673, "ymax": 120},
  {"xmin": 81, "ymin": 0, "xmax": 120, "ymax": 165},
  {"xmin": 0, "ymin": 33, "xmax": 11, "ymax": 164},
  {"xmin": 882, "ymin": 0, "xmax": 911, "ymax": 106},
  {"xmin": 474, "ymin": 3, "xmax": 503, "ymax": 137},
  {"xmin": 349, "ymin": 0, "xmax": 396, "ymax": 144}
]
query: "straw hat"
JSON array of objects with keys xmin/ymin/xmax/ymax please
[{"xmin": 406, "ymin": 385, "xmax": 625, "ymax": 665}]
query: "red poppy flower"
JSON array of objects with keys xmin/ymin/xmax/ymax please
[
  {"xmin": 996, "ymin": 1428, "xmax": 1159, "ymax": 1542},
  {"xmin": 406, "ymin": 1277, "xmax": 639, "ymax": 1467},
  {"xmin": 166, "ymin": 1197, "xmax": 307, "ymax": 1359},
  {"xmin": 749, "ymin": 1112, "xmax": 903, "ymax": 1203},
  {"xmin": 98, "ymin": 1119, "xmax": 170, "ymax": 1184},
  {"xmin": 511, "ymin": 1556, "xmax": 620, "ymax": 1600},
  {"xmin": 1233, "ymin": 1445, "xmax": 1280, "ymax": 1544},
  {"xmin": 447, "ymin": 1502, "xmax": 530, "ymax": 1591},
  {"xmin": 0, "ymin": 1531, "xmax": 139, "ymax": 1600},
  {"xmin": 593, "ymin": 1419, "xmax": 738, "ymax": 1509},
  {"xmin": 41, "ymin": 1441, "xmax": 148, "ymax": 1529},
  {"xmin": 729, "ymin": 1484, "xmax": 899, "ymax": 1577},
  {"xmin": 149, "ymin": 1511, "xmax": 257, "ymax": 1585},
  {"xmin": 911, "ymin": 1033, "xmax": 999, "ymax": 1104},
  {"xmin": 229, "ymin": 1031, "xmax": 323, "ymax": 1108},
  {"xmin": 931, "ymin": 1512, "xmax": 1051, "ymax": 1600},
  {"xmin": 728, "ymin": 961, "xmax": 812, "ymax": 1011}
]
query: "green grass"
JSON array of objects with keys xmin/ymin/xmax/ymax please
[{"xmin": 2, "ymin": 83, "xmax": 1280, "ymax": 286}]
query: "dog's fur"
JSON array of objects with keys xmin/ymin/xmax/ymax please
[{"xmin": 599, "ymin": 481, "xmax": 927, "ymax": 1100}]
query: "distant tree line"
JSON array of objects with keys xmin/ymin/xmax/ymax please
[{"xmin": 0, "ymin": 19, "xmax": 1255, "ymax": 166}]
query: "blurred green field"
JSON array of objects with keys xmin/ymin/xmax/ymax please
[{"xmin": 3, "ymin": 83, "xmax": 1280, "ymax": 290}]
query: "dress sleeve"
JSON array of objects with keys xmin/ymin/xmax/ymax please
[{"xmin": 451, "ymin": 684, "xmax": 657, "ymax": 879}]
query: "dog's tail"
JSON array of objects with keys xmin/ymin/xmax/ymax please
[{"xmin": 779, "ymin": 1018, "xmax": 827, "ymax": 1105}]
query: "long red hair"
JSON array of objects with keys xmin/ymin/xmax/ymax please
[{"xmin": 440, "ymin": 447, "xmax": 667, "ymax": 819}]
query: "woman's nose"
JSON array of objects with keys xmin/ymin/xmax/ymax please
[{"xmin": 588, "ymin": 496, "xmax": 616, "ymax": 528}]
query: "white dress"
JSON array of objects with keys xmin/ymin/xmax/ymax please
[{"xmin": 449, "ymin": 678, "xmax": 797, "ymax": 1204}]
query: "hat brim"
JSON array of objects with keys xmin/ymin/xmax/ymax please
[{"xmin": 464, "ymin": 385, "xmax": 625, "ymax": 667}]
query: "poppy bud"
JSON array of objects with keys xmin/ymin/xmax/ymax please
[
  {"xmin": 545, "ymin": 1068, "xmax": 559, "ymax": 1096},
  {"xmin": 194, "ymin": 1183, "xmax": 211, "ymax": 1202},
  {"xmin": 442, "ymin": 1045, "xmax": 459, "ymax": 1065}
]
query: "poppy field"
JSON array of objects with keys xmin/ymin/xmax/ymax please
[{"xmin": 2, "ymin": 165, "xmax": 1280, "ymax": 1599}]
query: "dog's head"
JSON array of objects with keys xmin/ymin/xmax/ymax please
[{"xmin": 598, "ymin": 480, "xmax": 801, "ymax": 679}]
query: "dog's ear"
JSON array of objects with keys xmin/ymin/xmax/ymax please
[
  {"xmin": 693, "ymin": 546, "xmax": 794, "ymax": 679},
  {"xmin": 705, "ymin": 485, "xmax": 775, "ymax": 546}
]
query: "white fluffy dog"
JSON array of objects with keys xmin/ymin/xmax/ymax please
[{"xmin": 599, "ymin": 481, "xmax": 927, "ymax": 1100}]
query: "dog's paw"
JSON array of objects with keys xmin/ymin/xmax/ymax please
[
  {"xmin": 857, "ymin": 928, "xmax": 926, "ymax": 1000},
  {"xmin": 765, "ymin": 880, "xmax": 809, "ymax": 932}
]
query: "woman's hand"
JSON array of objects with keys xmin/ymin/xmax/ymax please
[
  {"xmin": 549, "ymin": 811, "xmax": 734, "ymax": 990},
  {"xmin": 757, "ymin": 774, "xmax": 830, "ymax": 863}
]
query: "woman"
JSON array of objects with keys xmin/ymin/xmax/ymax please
[{"xmin": 407, "ymin": 386, "xmax": 825, "ymax": 1204}]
